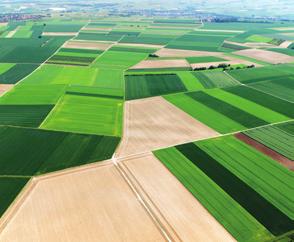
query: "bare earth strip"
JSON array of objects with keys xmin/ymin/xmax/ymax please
[
  {"xmin": 116, "ymin": 43, "xmax": 164, "ymax": 49},
  {"xmin": 118, "ymin": 153, "xmax": 236, "ymax": 242},
  {"xmin": 130, "ymin": 59, "xmax": 190, "ymax": 69},
  {"xmin": 224, "ymin": 40, "xmax": 276, "ymax": 49},
  {"xmin": 116, "ymin": 96, "xmax": 219, "ymax": 157},
  {"xmin": 195, "ymin": 29, "xmax": 244, "ymax": 33},
  {"xmin": 5, "ymin": 27, "xmax": 19, "ymax": 38},
  {"xmin": 42, "ymin": 32, "xmax": 78, "ymax": 36},
  {"xmin": 63, "ymin": 40, "xmax": 113, "ymax": 50},
  {"xmin": 272, "ymin": 27, "xmax": 294, "ymax": 31},
  {"xmin": 0, "ymin": 84, "xmax": 14, "ymax": 96},
  {"xmin": 0, "ymin": 23, "xmax": 7, "ymax": 26},
  {"xmin": 235, "ymin": 133, "xmax": 294, "ymax": 171},
  {"xmin": 279, "ymin": 41, "xmax": 293, "ymax": 48},
  {"xmin": 155, "ymin": 48, "xmax": 223, "ymax": 57},
  {"xmin": 0, "ymin": 161, "xmax": 165, "ymax": 242},
  {"xmin": 233, "ymin": 48, "xmax": 294, "ymax": 64}
]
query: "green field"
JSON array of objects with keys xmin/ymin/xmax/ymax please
[
  {"xmin": 249, "ymin": 77, "xmax": 294, "ymax": 102},
  {"xmin": 204, "ymin": 88, "xmax": 290, "ymax": 123},
  {"xmin": 0, "ymin": 105, "xmax": 53, "ymax": 127},
  {"xmin": 193, "ymin": 71, "xmax": 239, "ymax": 88},
  {"xmin": 41, "ymin": 94, "xmax": 123, "ymax": 136},
  {"xmin": 186, "ymin": 91, "xmax": 268, "ymax": 128},
  {"xmin": 175, "ymin": 139, "xmax": 294, "ymax": 235},
  {"xmin": 0, "ymin": 126, "xmax": 120, "ymax": 175},
  {"xmin": 0, "ymin": 177, "xmax": 29, "ymax": 216},
  {"xmin": 125, "ymin": 73, "xmax": 187, "ymax": 100},
  {"xmin": 227, "ymin": 65, "xmax": 294, "ymax": 84},
  {"xmin": 0, "ymin": 84, "xmax": 66, "ymax": 104},
  {"xmin": 224, "ymin": 86, "xmax": 294, "ymax": 118},
  {"xmin": 0, "ymin": 64, "xmax": 39, "ymax": 84},
  {"xmin": 186, "ymin": 56, "xmax": 227, "ymax": 63},
  {"xmin": 154, "ymin": 147, "xmax": 274, "ymax": 242},
  {"xmin": 244, "ymin": 121, "xmax": 294, "ymax": 160}
]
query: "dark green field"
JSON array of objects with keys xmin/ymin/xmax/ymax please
[
  {"xmin": 0, "ymin": 64, "xmax": 39, "ymax": 84},
  {"xmin": 125, "ymin": 73, "xmax": 187, "ymax": 100},
  {"xmin": 0, "ymin": 126, "xmax": 120, "ymax": 176},
  {"xmin": 0, "ymin": 105, "xmax": 53, "ymax": 127}
]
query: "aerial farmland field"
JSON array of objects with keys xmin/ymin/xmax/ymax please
[{"xmin": 0, "ymin": 3, "xmax": 294, "ymax": 242}]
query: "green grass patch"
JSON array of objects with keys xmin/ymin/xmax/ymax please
[{"xmin": 177, "ymin": 71, "xmax": 204, "ymax": 91}]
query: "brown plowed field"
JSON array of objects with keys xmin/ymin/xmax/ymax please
[
  {"xmin": 63, "ymin": 40, "xmax": 112, "ymax": 50},
  {"xmin": 130, "ymin": 59, "xmax": 190, "ymax": 69},
  {"xmin": 0, "ymin": 161, "xmax": 165, "ymax": 242},
  {"xmin": 155, "ymin": 48, "xmax": 223, "ymax": 57},
  {"xmin": 116, "ymin": 96, "xmax": 219, "ymax": 157},
  {"xmin": 235, "ymin": 133, "xmax": 294, "ymax": 170},
  {"xmin": 0, "ymin": 84, "xmax": 13, "ymax": 96},
  {"xmin": 120, "ymin": 153, "xmax": 236, "ymax": 242},
  {"xmin": 234, "ymin": 48, "xmax": 294, "ymax": 64}
]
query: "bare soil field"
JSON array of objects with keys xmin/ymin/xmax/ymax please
[
  {"xmin": 119, "ymin": 153, "xmax": 236, "ymax": 242},
  {"xmin": 0, "ymin": 23, "xmax": 7, "ymax": 27},
  {"xmin": 279, "ymin": 41, "xmax": 293, "ymax": 48},
  {"xmin": 235, "ymin": 133, "xmax": 294, "ymax": 171},
  {"xmin": 117, "ymin": 43, "xmax": 164, "ymax": 48},
  {"xmin": 243, "ymin": 42, "xmax": 276, "ymax": 48},
  {"xmin": 42, "ymin": 32, "xmax": 78, "ymax": 36},
  {"xmin": 272, "ymin": 27, "xmax": 294, "ymax": 31},
  {"xmin": 0, "ymin": 84, "xmax": 13, "ymax": 96},
  {"xmin": 116, "ymin": 96, "xmax": 219, "ymax": 157},
  {"xmin": 130, "ymin": 59, "xmax": 190, "ymax": 69},
  {"xmin": 194, "ymin": 29, "xmax": 244, "ymax": 33},
  {"xmin": 155, "ymin": 48, "xmax": 223, "ymax": 57},
  {"xmin": 0, "ymin": 161, "xmax": 165, "ymax": 242},
  {"xmin": 233, "ymin": 48, "xmax": 294, "ymax": 64},
  {"xmin": 63, "ymin": 40, "xmax": 112, "ymax": 50}
]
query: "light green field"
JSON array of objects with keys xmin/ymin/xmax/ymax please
[
  {"xmin": 197, "ymin": 135, "xmax": 294, "ymax": 219},
  {"xmin": 0, "ymin": 63, "xmax": 15, "ymax": 75},
  {"xmin": 0, "ymin": 84, "xmax": 66, "ymax": 104},
  {"xmin": 164, "ymin": 93, "xmax": 245, "ymax": 133},
  {"xmin": 246, "ymin": 34, "xmax": 273, "ymax": 43},
  {"xmin": 92, "ymin": 50, "xmax": 148, "ymax": 69},
  {"xmin": 41, "ymin": 94, "xmax": 123, "ymax": 136},
  {"xmin": 93, "ymin": 67, "xmax": 124, "ymax": 90},
  {"xmin": 154, "ymin": 147, "xmax": 273, "ymax": 242},
  {"xmin": 21, "ymin": 64, "xmax": 98, "ymax": 86},
  {"xmin": 204, "ymin": 89, "xmax": 290, "ymax": 123},
  {"xmin": 13, "ymin": 25, "xmax": 32, "ymax": 38},
  {"xmin": 176, "ymin": 71, "xmax": 204, "ymax": 91}
]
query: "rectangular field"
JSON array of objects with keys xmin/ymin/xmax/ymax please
[
  {"xmin": 41, "ymin": 94, "xmax": 123, "ymax": 136},
  {"xmin": 125, "ymin": 73, "xmax": 187, "ymax": 100}
]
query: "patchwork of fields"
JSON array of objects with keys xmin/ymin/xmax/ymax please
[{"xmin": 0, "ymin": 18, "xmax": 293, "ymax": 242}]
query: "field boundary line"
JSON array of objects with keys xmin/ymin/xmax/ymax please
[
  {"xmin": 246, "ymin": 84, "xmax": 294, "ymax": 103},
  {"xmin": 0, "ymin": 178, "xmax": 37, "ymax": 233},
  {"xmin": 112, "ymin": 156, "xmax": 174, "ymax": 242},
  {"xmin": 119, "ymin": 157, "xmax": 183, "ymax": 242}
]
